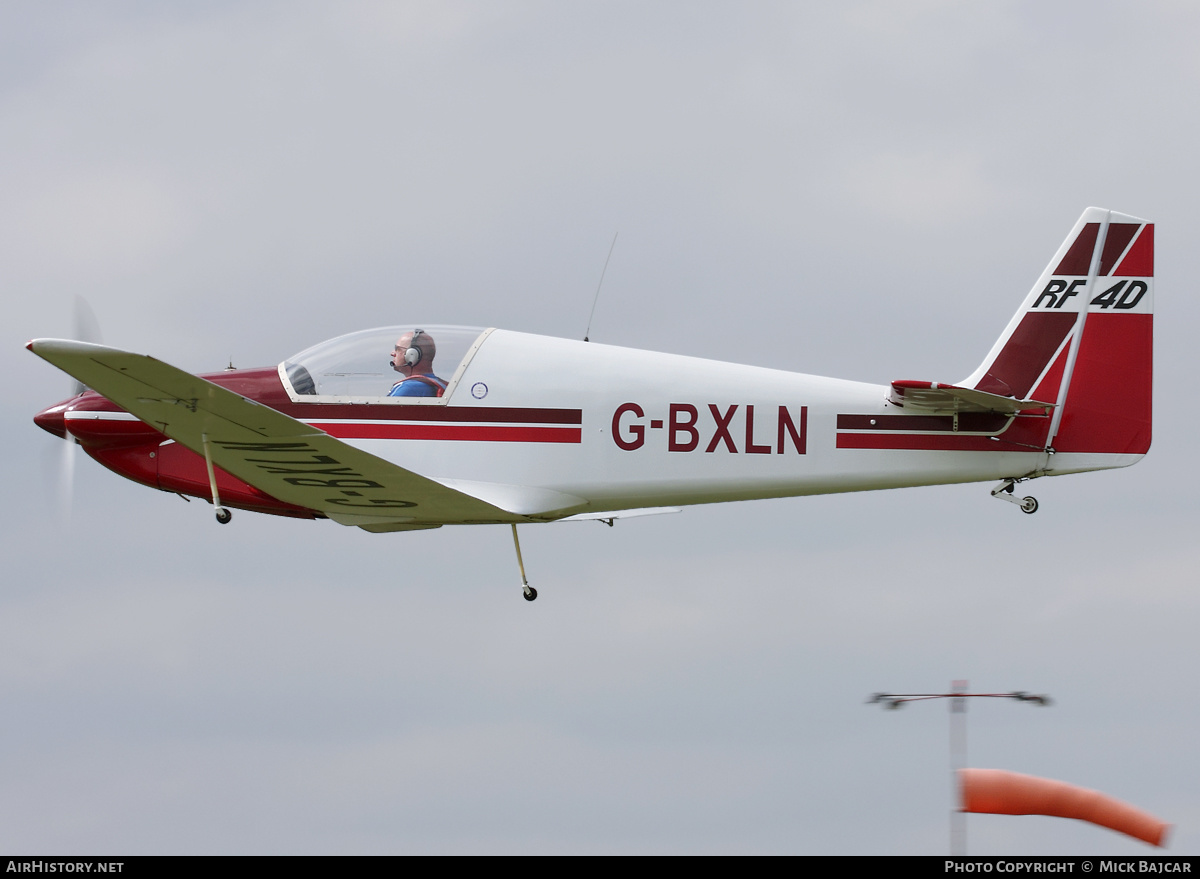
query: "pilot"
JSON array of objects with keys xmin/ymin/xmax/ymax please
[{"xmin": 389, "ymin": 329, "xmax": 447, "ymax": 397}]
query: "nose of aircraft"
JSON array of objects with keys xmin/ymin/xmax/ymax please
[{"xmin": 33, "ymin": 398, "xmax": 74, "ymax": 440}]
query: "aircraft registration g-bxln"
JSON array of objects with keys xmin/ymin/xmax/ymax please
[{"xmin": 30, "ymin": 208, "xmax": 1152, "ymax": 600}]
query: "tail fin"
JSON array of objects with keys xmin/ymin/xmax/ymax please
[{"xmin": 961, "ymin": 208, "xmax": 1153, "ymax": 464}]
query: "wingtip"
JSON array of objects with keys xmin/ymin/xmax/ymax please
[{"xmin": 27, "ymin": 338, "xmax": 109, "ymax": 356}]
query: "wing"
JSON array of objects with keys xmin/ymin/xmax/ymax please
[
  {"xmin": 28, "ymin": 339, "xmax": 516, "ymax": 527},
  {"xmin": 889, "ymin": 380, "xmax": 1055, "ymax": 415}
]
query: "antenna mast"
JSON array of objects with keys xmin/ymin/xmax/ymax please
[{"xmin": 583, "ymin": 232, "xmax": 618, "ymax": 342}]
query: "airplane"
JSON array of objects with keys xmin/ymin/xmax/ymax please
[{"xmin": 29, "ymin": 207, "xmax": 1153, "ymax": 601}]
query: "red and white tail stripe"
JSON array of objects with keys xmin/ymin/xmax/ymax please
[{"xmin": 961, "ymin": 208, "xmax": 1153, "ymax": 456}]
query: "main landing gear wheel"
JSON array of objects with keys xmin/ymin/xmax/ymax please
[
  {"xmin": 991, "ymin": 479, "xmax": 1040, "ymax": 515},
  {"xmin": 215, "ymin": 507, "xmax": 232, "ymax": 524},
  {"xmin": 512, "ymin": 525, "xmax": 538, "ymax": 603}
]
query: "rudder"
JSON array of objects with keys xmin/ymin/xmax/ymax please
[{"xmin": 961, "ymin": 208, "xmax": 1153, "ymax": 464}]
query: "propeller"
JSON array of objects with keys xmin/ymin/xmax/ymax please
[{"xmin": 51, "ymin": 296, "xmax": 104, "ymax": 523}]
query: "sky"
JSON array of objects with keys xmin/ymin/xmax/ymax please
[{"xmin": 2, "ymin": 0, "xmax": 1197, "ymax": 855}]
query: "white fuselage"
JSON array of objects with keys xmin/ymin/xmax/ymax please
[{"xmin": 315, "ymin": 330, "xmax": 1132, "ymax": 518}]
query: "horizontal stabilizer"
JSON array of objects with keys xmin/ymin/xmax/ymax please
[{"xmin": 889, "ymin": 380, "xmax": 1055, "ymax": 414}]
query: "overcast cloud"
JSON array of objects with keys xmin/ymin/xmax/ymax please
[{"xmin": 3, "ymin": 1, "xmax": 1198, "ymax": 854}]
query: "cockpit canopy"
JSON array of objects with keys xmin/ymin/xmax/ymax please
[{"xmin": 280, "ymin": 325, "xmax": 489, "ymax": 401}]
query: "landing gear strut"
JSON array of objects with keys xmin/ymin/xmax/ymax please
[
  {"xmin": 202, "ymin": 432, "xmax": 232, "ymax": 525},
  {"xmin": 991, "ymin": 479, "xmax": 1038, "ymax": 514},
  {"xmin": 511, "ymin": 524, "xmax": 537, "ymax": 601}
]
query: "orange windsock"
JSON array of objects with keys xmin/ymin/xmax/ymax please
[{"xmin": 959, "ymin": 769, "xmax": 1169, "ymax": 847}]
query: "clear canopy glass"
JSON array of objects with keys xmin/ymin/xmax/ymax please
[{"xmin": 281, "ymin": 325, "xmax": 488, "ymax": 400}]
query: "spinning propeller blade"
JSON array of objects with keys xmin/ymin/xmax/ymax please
[{"xmin": 52, "ymin": 296, "xmax": 104, "ymax": 522}]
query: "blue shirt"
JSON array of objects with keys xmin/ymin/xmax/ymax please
[{"xmin": 389, "ymin": 375, "xmax": 447, "ymax": 397}]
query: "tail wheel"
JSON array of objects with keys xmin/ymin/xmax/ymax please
[{"xmin": 1020, "ymin": 497, "xmax": 1038, "ymax": 515}]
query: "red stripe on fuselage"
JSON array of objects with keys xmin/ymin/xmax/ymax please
[
  {"xmin": 836, "ymin": 433, "xmax": 1012, "ymax": 451},
  {"xmin": 836, "ymin": 409, "xmax": 1052, "ymax": 452},
  {"xmin": 837, "ymin": 413, "xmax": 1009, "ymax": 432},
  {"xmin": 290, "ymin": 404, "xmax": 582, "ymax": 424},
  {"xmin": 312, "ymin": 422, "xmax": 582, "ymax": 443}
]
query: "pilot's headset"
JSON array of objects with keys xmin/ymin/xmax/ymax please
[{"xmin": 402, "ymin": 329, "xmax": 427, "ymax": 367}]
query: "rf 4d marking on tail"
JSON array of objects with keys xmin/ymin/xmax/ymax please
[{"xmin": 29, "ymin": 207, "xmax": 1152, "ymax": 601}]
